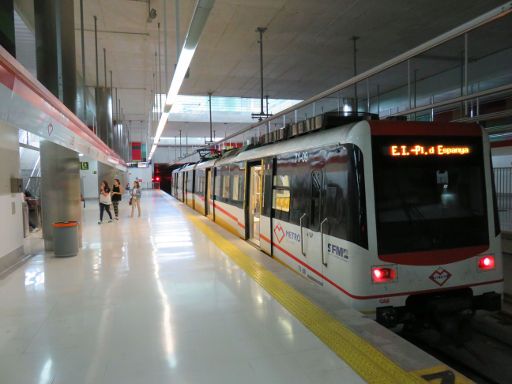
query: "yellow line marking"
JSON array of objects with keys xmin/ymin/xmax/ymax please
[{"xmin": 187, "ymin": 212, "xmax": 427, "ymax": 384}]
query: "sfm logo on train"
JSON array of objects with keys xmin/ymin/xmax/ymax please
[{"xmin": 327, "ymin": 243, "xmax": 349, "ymax": 261}]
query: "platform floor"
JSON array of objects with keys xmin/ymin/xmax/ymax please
[{"xmin": 0, "ymin": 190, "xmax": 368, "ymax": 384}]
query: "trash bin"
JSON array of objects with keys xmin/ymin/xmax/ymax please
[{"xmin": 53, "ymin": 221, "xmax": 79, "ymax": 257}]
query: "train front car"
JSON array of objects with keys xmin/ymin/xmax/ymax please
[{"xmin": 367, "ymin": 121, "xmax": 503, "ymax": 337}]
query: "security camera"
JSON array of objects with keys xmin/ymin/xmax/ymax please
[{"xmin": 148, "ymin": 8, "xmax": 157, "ymax": 22}]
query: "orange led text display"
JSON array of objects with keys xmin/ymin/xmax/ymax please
[{"xmin": 389, "ymin": 145, "xmax": 471, "ymax": 157}]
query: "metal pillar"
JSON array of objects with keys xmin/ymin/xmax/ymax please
[
  {"xmin": 163, "ymin": 0, "xmax": 169, "ymax": 88},
  {"xmin": 40, "ymin": 141, "xmax": 82, "ymax": 251},
  {"xmin": 158, "ymin": 22, "xmax": 162, "ymax": 111},
  {"xmin": 351, "ymin": 36, "xmax": 359, "ymax": 113},
  {"xmin": 258, "ymin": 27, "xmax": 266, "ymax": 118},
  {"xmin": 0, "ymin": 0, "xmax": 15, "ymax": 57},
  {"xmin": 176, "ymin": 0, "xmax": 181, "ymax": 59},
  {"xmin": 34, "ymin": 0, "xmax": 77, "ymax": 113},
  {"xmin": 94, "ymin": 15, "xmax": 99, "ymax": 87},
  {"xmin": 252, "ymin": 27, "xmax": 267, "ymax": 121},
  {"xmin": 79, "ymin": 0, "xmax": 86, "ymax": 122},
  {"xmin": 95, "ymin": 88, "xmax": 113, "ymax": 147},
  {"xmin": 103, "ymin": 48, "xmax": 107, "ymax": 88},
  {"xmin": 208, "ymin": 92, "xmax": 213, "ymax": 143}
]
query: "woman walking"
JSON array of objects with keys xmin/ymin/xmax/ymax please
[
  {"xmin": 99, "ymin": 180, "xmax": 113, "ymax": 224},
  {"xmin": 130, "ymin": 180, "xmax": 142, "ymax": 218},
  {"xmin": 111, "ymin": 178, "xmax": 123, "ymax": 220}
]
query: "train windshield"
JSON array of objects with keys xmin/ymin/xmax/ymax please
[{"xmin": 372, "ymin": 135, "xmax": 488, "ymax": 255}]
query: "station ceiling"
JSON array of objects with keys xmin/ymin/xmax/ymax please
[{"xmin": 74, "ymin": 0, "xmax": 505, "ymax": 138}]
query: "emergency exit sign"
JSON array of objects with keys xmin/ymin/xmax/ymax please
[{"xmin": 80, "ymin": 162, "xmax": 89, "ymax": 170}]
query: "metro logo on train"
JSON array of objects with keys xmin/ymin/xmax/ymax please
[
  {"xmin": 429, "ymin": 267, "xmax": 452, "ymax": 287},
  {"xmin": 274, "ymin": 224, "xmax": 285, "ymax": 243}
]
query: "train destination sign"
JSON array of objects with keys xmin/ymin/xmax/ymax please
[{"xmin": 389, "ymin": 144, "xmax": 471, "ymax": 157}]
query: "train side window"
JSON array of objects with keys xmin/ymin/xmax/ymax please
[
  {"xmin": 232, "ymin": 175, "xmax": 240, "ymax": 201},
  {"xmin": 325, "ymin": 185, "xmax": 342, "ymax": 222},
  {"xmin": 261, "ymin": 158, "xmax": 273, "ymax": 217},
  {"xmin": 273, "ymin": 189, "xmax": 290, "ymax": 212},
  {"xmin": 214, "ymin": 170, "xmax": 221, "ymax": 200},
  {"xmin": 222, "ymin": 175, "xmax": 230, "ymax": 199},
  {"xmin": 310, "ymin": 169, "xmax": 322, "ymax": 230}
]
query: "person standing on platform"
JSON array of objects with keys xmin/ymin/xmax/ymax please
[
  {"xmin": 111, "ymin": 179, "xmax": 123, "ymax": 220},
  {"xmin": 99, "ymin": 180, "xmax": 113, "ymax": 224},
  {"xmin": 130, "ymin": 180, "xmax": 142, "ymax": 218}
]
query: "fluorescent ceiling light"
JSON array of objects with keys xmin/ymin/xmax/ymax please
[{"xmin": 148, "ymin": 0, "xmax": 215, "ymax": 161}]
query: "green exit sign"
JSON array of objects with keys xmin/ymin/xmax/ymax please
[{"xmin": 80, "ymin": 162, "xmax": 89, "ymax": 170}]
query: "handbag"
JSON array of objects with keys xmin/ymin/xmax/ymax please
[{"xmin": 129, "ymin": 197, "xmax": 133, "ymax": 206}]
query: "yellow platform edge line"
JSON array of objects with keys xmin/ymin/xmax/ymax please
[{"xmin": 186, "ymin": 212, "xmax": 427, "ymax": 384}]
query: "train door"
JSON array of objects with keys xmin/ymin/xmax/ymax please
[
  {"xmin": 206, "ymin": 168, "xmax": 214, "ymax": 219},
  {"xmin": 302, "ymin": 162, "xmax": 326, "ymax": 285},
  {"xmin": 247, "ymin": 164, "xmax": 263, "ymax": 246}
]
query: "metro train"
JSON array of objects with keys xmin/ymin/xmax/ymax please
[{"xmin": 170, "ymin": 115, "xmax": 503, "ymax": 333}]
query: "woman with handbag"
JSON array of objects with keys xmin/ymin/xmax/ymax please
[
  {"xmin": 98, "ymin": 180, "xmax": 113, "ymax": 224},
  {"xmin": 130, "ymin": 180, "xmax": 142, "ymax": 218}
]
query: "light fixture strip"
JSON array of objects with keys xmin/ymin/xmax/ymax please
[{"xmin": 149, "ymin": 0, "xmax": 215, "ymax": 160}]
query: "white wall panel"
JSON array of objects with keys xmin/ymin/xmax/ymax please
[{"xmin": 0, "ymin": 122, "xmax": 23, "ymax": 259}]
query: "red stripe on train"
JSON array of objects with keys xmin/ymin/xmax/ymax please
[{"xmin": 214, "ymin": 203, "xmax": 245, "ymax": 229}]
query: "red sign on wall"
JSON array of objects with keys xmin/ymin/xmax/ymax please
[{"xmin": 131, "ymin": 142, "xmax": 142, "ymax": 161}]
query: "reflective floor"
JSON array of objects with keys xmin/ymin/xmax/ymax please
[{"xmin": 0, "ymin": 191, "xmax": 363, "ymax": 384}]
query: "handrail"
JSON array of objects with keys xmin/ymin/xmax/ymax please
[
  {"xmin": 300, "ymin": 213, "xmax": 307, "ymax": 257},
  {"xmin": 0, "ymin": 45, "xmax": 125, "ymax": 165},
  {"xmin": 201, "ymin": 1, "xmax": 512, "ymax": 149},
  {"xmin": 320, "ymin": 217, "xmax": 328, "ymax": 267}
]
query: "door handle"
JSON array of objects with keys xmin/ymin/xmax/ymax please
[
  {"xmin": 300, "ymin": 213, "xmax": 307, "ymax": 257},
  {"xmin": 320, "ymin": 217, "xmax": 328, "ymax": 267}
]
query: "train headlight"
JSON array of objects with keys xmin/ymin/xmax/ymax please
[
  {"xmin": 371, "ymin": 266, "xmax": 397, "ymax": 283},
  {"xmin": 478, "ymin": 256, "xmax": 495, "ymax": 271}
]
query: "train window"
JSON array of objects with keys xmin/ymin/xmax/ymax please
[
  {"xmin": 274, "ymin": 175, "xmax": 290, "ymax": 187},
  {"xmin": 310, "ymin": 169, "xmax": 323, "ymax": 230},
  {"xmin": 214, "ymin": 171, "xmax": 221, "ymax": 200},
  {"xmin": 262, "ymin": 158, "xmax": 273, "ymax": 217},
  {"xmin": 273, "ymin": 189, "xmax": 290, "ymax": 212},
  {"xmin": 311, "ymin": 145, "xmax": 367, "ymax": 248},
  {"xmin": 274, "ymin": 153, "xmax": 312, "ymax": 225},
  {"xmin": 325, "ymin": 186, "xmax": 342, "ymax": 222},
  {"xmin": 232, "ymin": 175, "xmax": 240, "ymax": 201},
  {"xmin": 490, "ymin": 154, "xmax": 501, "ymax": 237},
  {"xmin": 222, "ymin": 175, "xmax": 230, "ymax": 199},
  {"xmin": 373, "ymin": 135, "xmax": 488, "ymax": 254}
]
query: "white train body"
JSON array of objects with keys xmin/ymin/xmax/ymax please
[{"xmin": 171, "ymin": 120, "xmax": 503, "ymax": 326}]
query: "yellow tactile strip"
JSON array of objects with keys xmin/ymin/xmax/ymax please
[{"xmin": 188, "ymin": 213, "xmax": 427, "ymax": 384}]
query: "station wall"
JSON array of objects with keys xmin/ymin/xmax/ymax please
[
  {"xmin": 127, "ymin": 167, "xmax": 152, "ymax": 189},
  {"xmin": 80, "ymin": 159, "xmax": 98, "ymax": 199},
  {"xmin": 0, "ymin": 122, "xmax": 24, "ymax": 270}
]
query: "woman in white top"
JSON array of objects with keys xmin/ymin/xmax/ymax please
[
  {"xmin": 130, "ymin": 180, "xmax": 142, "ymax": 218},
  {"xmin": 99, "ymin": 180, "xmax": 113, "ymax": 224}
]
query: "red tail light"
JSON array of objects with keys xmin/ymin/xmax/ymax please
[
  {"xmin": 371, "ymin": 266, "xmax": 397, "ymax": 283},
  {"xmin": 478, "ymin": 256, "xmax": 495, "ymax": 270}
]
